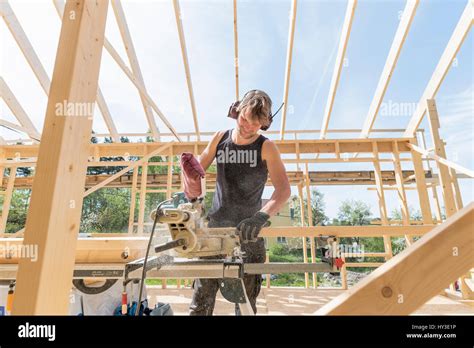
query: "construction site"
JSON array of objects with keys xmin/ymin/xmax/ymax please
[{"xmin": 0, "ymin": 0, "xmax": 473, "ymax": 322}]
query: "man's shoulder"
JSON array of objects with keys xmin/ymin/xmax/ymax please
[{"xmin": 261, "ymin": 138, "xmax": 279, "ymax": 161}]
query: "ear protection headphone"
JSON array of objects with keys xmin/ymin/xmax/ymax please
[{"xmin": 227, "ymin": 90, "xmax": 284, "ymax": 131}]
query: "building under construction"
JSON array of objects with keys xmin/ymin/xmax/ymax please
[{"xmin": 0, "ymin": 0, "xmax": 472, "ymax": 319}]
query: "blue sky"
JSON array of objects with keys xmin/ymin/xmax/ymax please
[{"xmin": 1, "ymin": 0, "xmax": 472, "ymax": 219}]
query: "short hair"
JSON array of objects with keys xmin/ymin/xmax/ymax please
[{"xmin": 236, "ymin": 90, "xmax": 272, "ymax": 128}]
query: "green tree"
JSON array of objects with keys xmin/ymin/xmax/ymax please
[
  {"xmin": 293, "ymin": 189, "xmax": 328, "ymax": 226},
  {"xmin": 336, "ymin": 199, "xmax": 372, "ymax": 226}
]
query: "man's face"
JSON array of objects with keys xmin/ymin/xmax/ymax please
[{"xmin": 237, "ymin": 108, "xmax": 262, "ymax": 139}]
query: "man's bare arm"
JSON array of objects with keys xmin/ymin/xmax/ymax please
[
  {"xmin": 198, "ymin": 131, "xmax": 225, "ymax": 171},
  {"xmin": 260, "ymin": 140, "xmax": 291, "ymax": 217}
]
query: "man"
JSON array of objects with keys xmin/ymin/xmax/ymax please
[{"xmin": 185, "ymin": 90, "xmax": 291, "ymax": 315}]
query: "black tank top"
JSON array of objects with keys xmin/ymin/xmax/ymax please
[{"xmin": 208, "ymin": 129, "xmax": 269, "ymax": 227}]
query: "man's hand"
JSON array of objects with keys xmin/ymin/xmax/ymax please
[
  {"xmin": 180, "ymin": 152, "xmax": 205, "ymax": 201},
  {"xmin": 236, "ymin": 212, "xmax": 271, "ymax": 243}
]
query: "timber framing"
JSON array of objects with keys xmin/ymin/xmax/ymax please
[{"xmin": 0, "ymin": 0, "xmax": 472, "ymax": 314}]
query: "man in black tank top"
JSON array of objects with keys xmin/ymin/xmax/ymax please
[{"xmin": 189, "ymin": 90, "xmax": 291, "ymax": 315}]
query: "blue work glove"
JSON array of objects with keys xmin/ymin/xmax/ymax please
[{"xmin": 236, "ymin": 212, "xmax": 271, "ymax": 244}]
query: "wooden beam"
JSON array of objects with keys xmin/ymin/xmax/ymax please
[
  {"xmin": 52, "ymin": 0, "xmax": 120, "ymax": 142},
  {"xmin": 419, "ymin": 130, "xmax": 443, "ymax": 223},
  {"xmin": 0, "ymin": 120, "xmax": 39, "ymax": 142},
  {"xmin": 166, "ymin": 148, "xmax": 173, "ymax": 199},
  {"xmin": 0, "ymin": 1, "xmax": 50, "ymax": 94},
  {"xmin": 304, "ymin": 163, "xmax": 317, "ymax": 288},
  {"xmin": 360, "ymin": 0, "xmax": 419, "ymax": 138},
  {"xmin": 233, "ymin": 0, "xmax": 239, "ymax": 101},
  {"xmin": 0, "ymin": 167, "xmax": 16, "ymax": 234},
  {"xmin": 320, "ymin": 0, "xmax": 357, "ymax": 139},
  {"xmin": 404, "ymin": 1, "xmax": 473, "ymax": 137},
  {"xmin": 315, "ymin": 203, "xmax": 474, "ymax": 315},
  {"xmin": 279, "ymin": 0, "xmax": 298, "ymax": 140},
  {"xmin": 410, "ymin": 140, "xmax": 433, "ymax": 224},
  {"xmin": 392, "ymin": 141, "xmax": 410, "ymax": 225},
  {"xmin": 372, "ymin": 142, "xmax": 393, "ymax": 260},
  {"xmin": 408, "ymin": 143, "xmax": 474, "ymax": 178},
  {"xmin": 137, "ymin": 163, "xmax": 148, "ymax": 235},
  {"xmin": 297, "ymin": 183, "xmax": 309, "ymax": 288},
  {"xmin": 111, "ymin": 0, "xmax": 161, "ymax": 141},
  {"xmin": 128, "ymin": 167, "xmax": 139, "ymax": 234},
  {"xmin": 259, "ymin": 225, "xmax": 434, "ymax": 238},
  {"xmin": 0, "ymin": 237, "xmax": 147, "ymax": 264},
  {"xmin": 83, "ymin": 143, "xmax": 171, "ymax": 197},
  {"xmin": 1, "ymin": 138, "xmax": 414, "ymax": 158},
  {"xmin": 426, "ymin": 99, "xmax": 457, "ymax": 218},
  {"xmin": 0, "ymin": 77, "xmax": 41, "ymax": 140},
  {"xmin": 172, "ymin": 0, "xmax": 200, "ymax": 141},
  {"xmin": 12, "ymin": 0, "xmax": 109, "ymax": 315}
]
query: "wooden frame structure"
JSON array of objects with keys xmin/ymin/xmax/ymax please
[{"xmin": 0, "ymin": 0, "xmax": 472, "ymax": 314}]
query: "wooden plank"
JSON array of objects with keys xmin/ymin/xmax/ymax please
[
  {"xmin": 279, "ymin": 0, "xmax": 298, "ymax": 139},
  {"xmin": 166, "ymin": 148, "xmax": 173, "ymax": 199},
  {"xmin": 259, "ymin": 225, "xmax": 434, "ymax": 238},
  {"xmin": 410, "ymin": 140, "xmax": 433, "ymax": 224},
  {"xmin": 172, "ymin": 0, "xmax": 200, "ymax": 140},
  {"xmin": 0, "ymin": 1, "xmax": 50, "ymax": 94},
  {"xmin": 304, "ymin": 164, "xmax": 317, "ymax": 288},
  {"xmin": 315, "ymin": 203, "xmax": 474, "ymax": 315},
  {"xmin": 233, "ymin": 0, "xmax": 239, "ymax": 100},
  {"xmin": 1, "ymin": 138, "xmax": 414, "ymax": 158},
  {"xmin": 110, "ymin": 0, "xmax": 161, "ymax": 141},
  {"xmin": 372, "ymin": 142, "xmax": 393, "ymax": 260},
  {"xmin": 12, "ymin": 0, "xmax": 109, "ymax": 315},
  {"xmin": 404, "ymin": 1, "xmax": 473, "ymax": 136},
  {"xmin": 137, "ymin": 163, "xmax": 148, "ymax": 235},
  {"xmin": 0, "ymin": 77, "xmax": 41, "ymax": 140},
  {"xmin": 319, "ymin": 0, "xmax": 357, "ymax": 139},
  {"xmin": 128, "ymin": 167, "xmax": 139, "ymax": 234},
  {"xmin": 426, "ymin": 99, "xmax": 457, "ymax": 217},
  {"xmin": 0, "ymin": 237, "xmax": 147, "ymax": 264},
  {"xmin": 360, "ymin": 0, "xmax": 419, "ymax": 138},
  {"xmin": 0, "ymin": 168, "xmax": 16, "ymax": 234},
  {"xmin": 449, "ymin": 167, "xmax": 464, "ymax": 211},
  {"xmin": 297, "ymin": 183, "xmax": 309, "ymax": 288},
  {"xmin": 409, "ymin": 143, "xmax": 474, "ymax": 178},
  {"xmin": 419, "ymin": 130, "xmax": 443, "ymax": 222},
  {"xmin": 392, "ymin": 141, "xmax": 413, "ymax": 245}
]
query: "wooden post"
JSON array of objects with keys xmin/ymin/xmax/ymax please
[
  {"xmin": 420, "ymin": 130, "xmax": 443, "ymax": 223},
  {"xmin": 340, "ymin": 255, "xmax": 348, "ymax": 290},
  {"xmin": 128, "ymin": 167, "xmax": 138, "ymax": 234},
  {"xmin": 410, "ymin": 139, "xmax": 433, "ymax": 225},
  {"xmin": 12, "ymin": 0, "xmax": 108, "ymax": 315},
  {"xmin": 426, "ymin": 99, "xmax": 457, "ymax": 218},
  {"xmin": 449, "ymin": 167, "xmax": 463, "ymax": 211},
  {"xmin": 305, "ymin": 163, "xmax": 317, "ymax": 288},
  {"xmin": 266, "ymin": 253, "xmax": 271, "ymax": 288},
  {"xmin": 0, "ymin": 167, "xmax": 16, "ymax": 234},
  {"xmin": 297, "ymin": 183, "xmax": 309, "ymax": 288},
  {"xmin": 137, "ymin": 162, "xmax": 148, "ymax": 235},
  {"xmin": 166, "ymin": 147, "xmax": 173, "ymax": 199},
  {"xmin": 372, "ymin": 142, "xmax": 393, "ymax": 260},
  {"xmin": 392, "ymin": 141, "xmax": 412, "ymax": 246}
]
